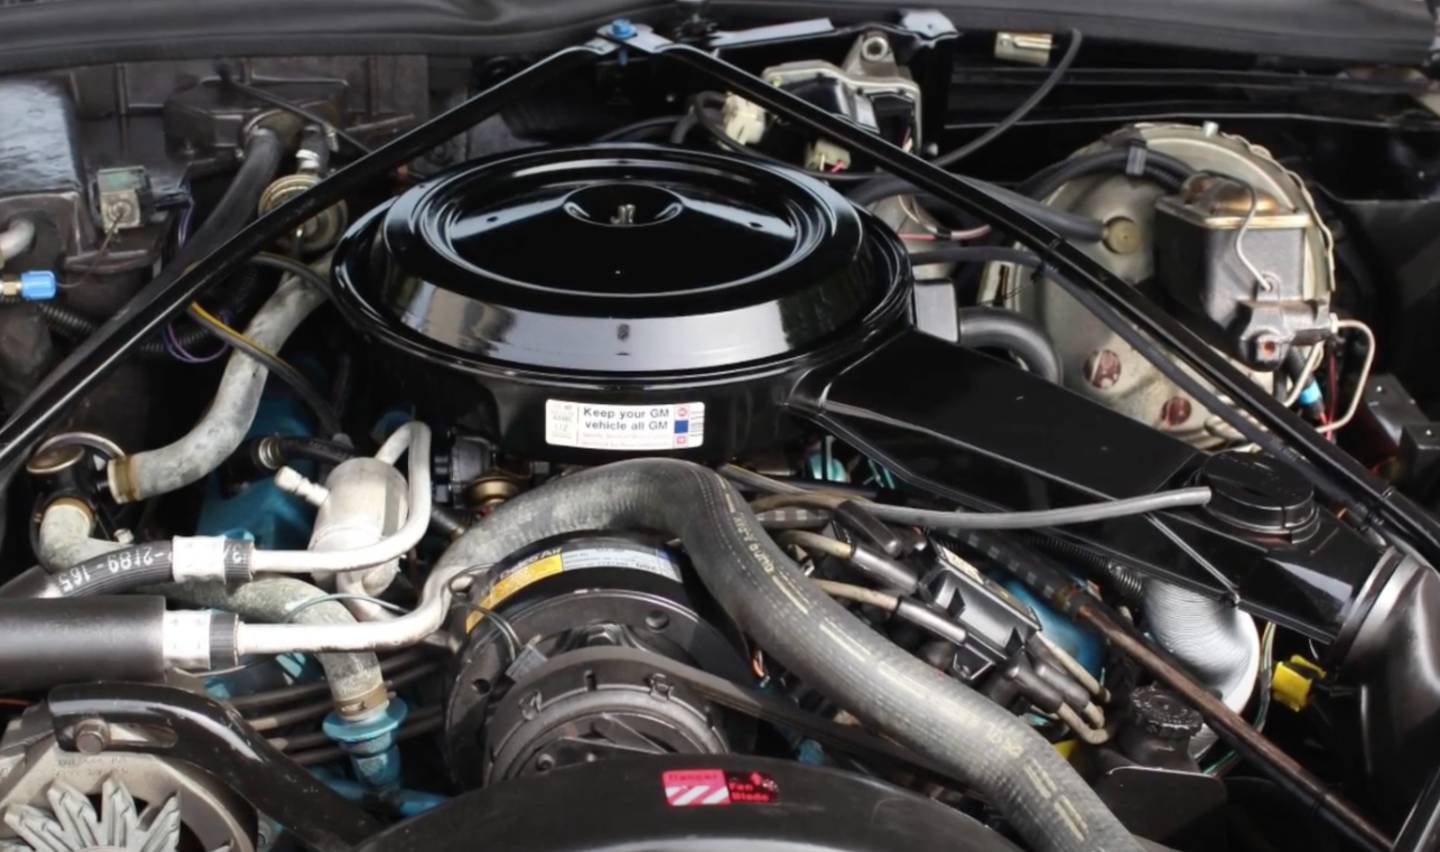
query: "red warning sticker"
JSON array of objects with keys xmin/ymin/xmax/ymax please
[{"xmin": 662, "ymin": 769, "xmax": 780, "ymax": 807}]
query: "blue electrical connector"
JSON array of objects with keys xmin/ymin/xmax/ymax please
[
  {"xmin": 1297, "ymin": 379, "xmax": 1323, "ymax": 408},
  {"xmin": 19, "ymin": 270, "xmax": 57, "ymax": 300},
  {"xmin": 608, "ymin": 18, "xmax": 637, "ymax": 39},
  {"xmin": 2, "ymin": 270, "xmax": 57, "ymax": 301}
]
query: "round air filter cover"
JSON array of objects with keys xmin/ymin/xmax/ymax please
[{"xmin": 333, "ymin": 144, "xmax": 910, "ymax": 462}]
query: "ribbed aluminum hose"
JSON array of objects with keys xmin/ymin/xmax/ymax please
[{"xmin": 1143, "ymin": 579, "xmax": 1261, "ymax": 753}]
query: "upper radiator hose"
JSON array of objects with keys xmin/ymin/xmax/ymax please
[{"xmin": 426, "ymin": 459, "xmax": 1136, "ymax": 852}]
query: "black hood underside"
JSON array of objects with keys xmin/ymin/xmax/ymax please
[{"xmin": 0, "ymin": 0, "xmax": 1430, "ymax": 75}]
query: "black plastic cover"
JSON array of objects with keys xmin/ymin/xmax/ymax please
[
  {"xmin": 0, "ymin": 0, "xmax": 1428, "ymax": 74},
  {"xmin": 1199, "ymin": 452, "xmax": 1317, "ymax": 535},
  {"xmin": 356, "ymin": 755, "xmax": 1021, "ymax": 852},
  {"xmin": 334, "ymin": 144, "xmax": 910, "ymax": 462}
]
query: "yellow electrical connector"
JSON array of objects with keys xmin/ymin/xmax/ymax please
[{"xmin": 1272, "ymin": 655, "xmax": 1326, "ymax": 712}]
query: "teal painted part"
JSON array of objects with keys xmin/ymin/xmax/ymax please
[
  {"xmin": 195, "ymin": 379, "xmax": 318, "ymax": 549},
  {"xmin": 796, "ymin": 739, "xmax": 827, "ymax": 765},
  {"xmin": 313, "ymin": 770, "xmax": 447, "ymax": 817},
  {"xmin": 324, "ymin": 698, "xmax": 409, "ymax": 788},
  {"xmin": 371, "ymin": 409, "xmax": 414, "ymax": 446},
  {"xmin": 1002, "ymin": 578, "xmax": 1105, "ymax": 676},
  {"xmin": 205, "ymin": 653, "xmax": 319, "ymax": 700},
  {"xmin": 806, "ymin": 452, "xmax": 848, "ymax": 483}
]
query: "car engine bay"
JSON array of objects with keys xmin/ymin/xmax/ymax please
[{"xmin": 1, "ymin": 3, "xmax": 1440, "ymax": 850}]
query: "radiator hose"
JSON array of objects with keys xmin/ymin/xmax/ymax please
[{"xmin": 430, "ymin": 459, "xmax": 1137, "ymax": 852}]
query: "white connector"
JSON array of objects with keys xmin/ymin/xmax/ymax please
[{"xmin": 721, "ymin": 94, "xmax": 768, "ymax": 146}]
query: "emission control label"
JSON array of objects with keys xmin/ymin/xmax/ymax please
[{"xmin": 545, "ymin": 400, "xmax": 705, "ymax": 450}]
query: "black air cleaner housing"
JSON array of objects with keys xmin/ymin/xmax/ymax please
[{"xmin": 333, "ymin": 144, "xmax": 911, "ymax": 462}]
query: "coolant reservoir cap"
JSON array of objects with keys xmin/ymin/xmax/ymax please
[
  {"xmin": 1199, "ymin": 452, "xmax": 1316, "ymax": 535},
  {"xmin": 1129, "ymin": 686, "xmax": 1203, "ymax": 740}
]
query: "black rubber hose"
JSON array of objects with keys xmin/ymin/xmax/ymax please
[
  {"xmin": 0, "ymin": 596, "xmax": 168, "ymax": 691},
  {"xmin": 1020, "ymin": 532, "xmax": 1145, "ymax": 605},
  {"xmin": 932, "ymin": 29, "xmax": 1083, "ymax": 168},
  {"xmin": 957, "ymin": 306, "xmax": 1064, "ymax": 384},
  {"xmin": 1021, "ymin": 147, "xmax": 1193, "ymax": 200},
  {"xmin": 669, "ymin": 109, "xmax": 701, "ymax": 144},
  {"xmin": 594, "ymin": 114, "xmax": 683, "ymax": 142},
  {"xmin": 848, "ymin": 176, "xmax": 1106, "ymax": 242},
  {"xmin": 38, "ymin": 541, "xmax": 252, "ymax": 598},
  {"xmin": 30, "ymin": 301, "xmax": 213, "ymax": 357},
  {"xmin": 437, "ymin": 459, "xmax": 1136, "ymax": 852},
  {"xmin": 178, "ymin": 130, "xmax": 289, "ymax": 266},
  {"xmin": 908, "ymin": 246, "xmax": 1041, "ymax": 269},
  {"xmin": 220, "ymin": 74, "xmax": 370, "ymax": 157},
  {"xmin": 269, "ymin": 436, "xmax": 357, "ymax": 466}
]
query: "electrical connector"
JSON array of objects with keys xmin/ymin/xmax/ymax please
[
  {"xmin": 0, "ymin": 270, "xmax": 58, "ymax": 301},
  {"xmin": 804, "ymin": 140, "xmax": 851, "ymax": 173},
  {"xmin": 1272, "ymin": 655, "xmax": 1326, "ymax": 712},
  {"xmin": 721, "ymin": 94, "xmax": 768, "ymax": 146}
]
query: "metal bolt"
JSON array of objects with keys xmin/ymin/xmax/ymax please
[
  {"xmin": 1252, "ymin": 333, "xmax": 1282, "ymax": 364},
  {"xmin": 1160, "ymin": 396, "xmax": 1194, "ymax": 428},
  {"xmin": 73, "ymin": 719, "xmax": 110, "ymax": 755},
  {"xmin": 1201, "ymin": 121, "xmax": 1220, "ymax": 137},
  {"xmin": 647, "ymin": 673, "xmax": 674, "ymax": 699},
  {"xmin": 519, "ymin": 691, "xmax": 542, "ymax": 721},
  {"xmin": 103, "ymin": 200, "xmax": 135, "ymax": 228},
  {"xmin": 610, "ymin": 203, "xmax": 636, "ymax": 225},
  {"xmin": 1084, "ymin": 349, "xmax": 1123, "ymax": 389},
  {"xmin": 861, "ymin": 35, "xmax": 890, "ymax": 62}
]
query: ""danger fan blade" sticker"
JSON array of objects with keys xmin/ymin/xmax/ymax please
[{"xmin": 661, "ymin": 769, "xmax": 780, "ymax": 807}]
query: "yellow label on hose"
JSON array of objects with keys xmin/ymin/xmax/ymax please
[{"xmin": 465, "ymin": 553, "xmax": 564, "ymax": 632}]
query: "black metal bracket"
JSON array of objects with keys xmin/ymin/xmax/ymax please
[{"xmin": 48, "ymin": 683, "xmax": 381, "ymax": 852}]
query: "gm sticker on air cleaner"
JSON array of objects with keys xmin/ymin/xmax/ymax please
[{"xmin": 545, "ymin": 400, "xmax": 705, "ymax": 450}]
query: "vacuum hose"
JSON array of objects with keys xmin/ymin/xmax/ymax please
[
  {"xmin": 422, "ymin": 459, "xmax": 1137, "ymax": 852},
  {"xmin": 957, "ymin": 306, "xmax": 1064, "ymax": 384}
]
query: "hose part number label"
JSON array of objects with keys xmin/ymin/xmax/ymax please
[
  {"xmin": 662, "ymin": 769, "xmax": 780, "ymax": 807},
  {"xmin": 55, "ymin": 545, "xmax": 166, "ymax": 595},
  {"xmin": 545, "ymin": 400, "xmax": 705, "ymax": 450}
]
